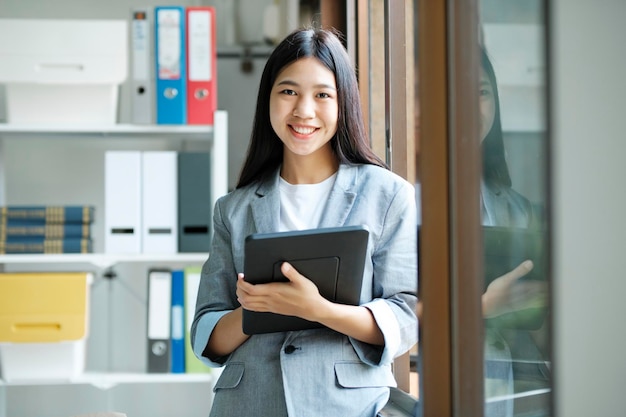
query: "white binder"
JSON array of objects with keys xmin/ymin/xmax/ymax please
[
  {"xmin": 146, "ymin": 269, "xmax": 172, "ymax": 373},
  {"xmin": 142, "ymin": 151, "xmax": 178, "ymax": 253},
  {"xmin": 104, "ymin": 151, "xmax": 142, "ymax": 254},
  {"xmin": 130, "ymin": 8, "xmax": 155, "ymax": 124}
]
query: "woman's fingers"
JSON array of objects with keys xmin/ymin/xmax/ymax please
[{"xmin": 507, "ymin": 259, "xmax": 534, "ymax": 282}]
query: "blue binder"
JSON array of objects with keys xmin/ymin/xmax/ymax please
[
  {"xmin": 155, "ymin": 6, "xmax": 187, "ymax": 124},
  {"xmin": 170, "ymin": 269, "xmax": 185, "ymax": 373}
]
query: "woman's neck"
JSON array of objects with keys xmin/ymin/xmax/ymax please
[{"xmin": 281, "ymin": 151, "xmax": 339, "ymax": 185}]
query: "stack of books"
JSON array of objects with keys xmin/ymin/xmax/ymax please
[{"xmin": 0, "ymin": 206, "xmax": 94, "ymax": 254}]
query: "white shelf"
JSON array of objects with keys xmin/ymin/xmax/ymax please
[
  {"xmin": 0, "ymin": 123, "xmax": 213, "ymax": 139},
  {"xmin": 0, "ymin": 371, "xmax": 216, "ymax": 389},
  {"xmin": 0, "ymin": 253, "xmax": 208, "ymax": 269}
]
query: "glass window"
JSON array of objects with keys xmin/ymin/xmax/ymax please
[{"xmin": 479, "ymin": 1, "xmax": 551, "ymax": 415}]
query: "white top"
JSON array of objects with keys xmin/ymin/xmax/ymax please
[{"xmin": 279, "ymin": 173, "xmax": 337, "ymax": 231}]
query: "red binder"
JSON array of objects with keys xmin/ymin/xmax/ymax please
[{"xmin": 185, "ymin": 7, "xmax": 217, "ymax": 125}]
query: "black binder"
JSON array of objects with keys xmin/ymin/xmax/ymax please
[{"xmin": 177, "ymin": 152, "xmax": 212, "ymax": 252}]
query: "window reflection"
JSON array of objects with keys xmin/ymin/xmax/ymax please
[{"xmin": 479, "ymin": 2, "xmax": 551, "ymax": 415}]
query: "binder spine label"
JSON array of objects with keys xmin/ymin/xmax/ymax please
[
  {"xmin": 132, "ymin": 12, "xmax": 150, "ymax": 82},
  {"xmin": 171, "ymin": 305, "xmax": 183, "ymax": 340},
  {"xmin": 147, "ymin": 272, "xmax": 171, "ymax": 340},
  {"xmin": 188, "ymin": 10, "xmax": 211, "ymax": 82},
  {"xmin": 157, "ymin": 9, "xmax": 182, "ymax": 80}
]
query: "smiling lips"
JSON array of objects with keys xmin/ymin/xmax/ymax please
[{"xmin": 290, "ymin": 125, "xmax": 318, "ymax": 136}]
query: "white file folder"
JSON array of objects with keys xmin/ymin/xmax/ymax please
[
  {"xmin": 147, "ymin": 269, "xmax": 172, "ymax": 373},
  {"xmin": 130, "ymin": 8, "xmax": 156, "ymax": 124},
  {"xmin": 142, "ymin": 151, "xmax": 178, "ymax": 253},
  {"xmin": 104, "ymin": 151, "xmax": 142, "ymax": 254}
]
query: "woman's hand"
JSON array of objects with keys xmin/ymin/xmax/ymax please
[
  {"xmin": 238, "ymin": 262, "xmax": 385, "ymax": 345},
  {"xmin": 236, "ymin": 262, "xmax": 327, "ymax": 322},
  {"xmin": 482, "ymin": 260, "xmax": 548, "ymax": 318}
]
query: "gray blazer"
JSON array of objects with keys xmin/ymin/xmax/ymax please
[{"xmin": 191, "ymin": 163, "xmax": 418, "ymax": 417}]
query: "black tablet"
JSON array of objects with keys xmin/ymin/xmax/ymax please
[{"xmin": 242, "ymin": 225, "xmax": 370, "ymax": 335}]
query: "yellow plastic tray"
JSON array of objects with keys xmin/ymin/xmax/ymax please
[{"xmin": 0, "ymin": 272, "xmax": 91, "ymax": 343}]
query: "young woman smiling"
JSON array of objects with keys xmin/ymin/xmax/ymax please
[{"xmin": 191, "ymin": 28, "xmax": 418, "ymax": 417}]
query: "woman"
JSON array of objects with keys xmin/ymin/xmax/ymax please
[{"xmin": 190, "ymin": 28, "xmax": 418, "ymax": 417}]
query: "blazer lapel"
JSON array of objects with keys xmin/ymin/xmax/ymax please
[
  {"xmin": 250, "ymin": 170, "xmax": 281, "ymax": 234},
  {"xmin": 318, "ymin": 164, "xmax": 357, "ymax": 228}
]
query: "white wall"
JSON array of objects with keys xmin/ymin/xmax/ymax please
[{"xmin": 552, "ymin": 1, "xmax": 626, "ymax": 416}]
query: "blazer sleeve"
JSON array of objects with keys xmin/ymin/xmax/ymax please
[
  {"xmin": 190, "ymin": 196, "xmax": 239, "ymax": 367},
  {"xmin": 350, "ymin": 179, "xmax": 419, "ymax": 366}
]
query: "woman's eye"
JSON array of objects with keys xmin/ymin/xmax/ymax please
[
  {"xmin": 480, "ymin": 89, "xmax": 492, "ymax": 97},
  {"xmin": 281, "ymin": 89, "xmax": 297, "ymax": 96},
  {"xmin": 317, "ymin": 92, "xmax": 331, "ymax": 99}
]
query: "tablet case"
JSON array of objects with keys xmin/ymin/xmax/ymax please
[{"xmin": 242, "ymin": 225, "xmax": 369, "ymax": 335}]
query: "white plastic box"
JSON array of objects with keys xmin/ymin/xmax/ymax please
[
  {"xmin": 0, "ymin": 272, "xmax": 92, "ymax": 382},
  {"xmin": 0, "ymin": 340, "xmax": 87, "ymax": 382},
  {"xmin": 0, "ymin": 19, "xmax": 127, "ymax": 125}
]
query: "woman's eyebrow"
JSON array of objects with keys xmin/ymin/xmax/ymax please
[{"xmin": 276, "ymin": 79, "xmax": 337, "ymax": 90}]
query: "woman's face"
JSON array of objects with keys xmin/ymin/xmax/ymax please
[
  {"xmin": 269, "ymin": 57, "xmax": 339, "ymax": 160},
  {"xmin": 479, "ymin": 68, "xmax": 496, "ymax": 142}
]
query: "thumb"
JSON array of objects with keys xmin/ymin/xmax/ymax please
[{"xmin": 280, "ymin": 262, "xmax": 300, "ymax": 282}]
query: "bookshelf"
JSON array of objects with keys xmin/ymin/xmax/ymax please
[{"xmin": 0, "ymin": 115, "xmax": 228, "ymax": 417}]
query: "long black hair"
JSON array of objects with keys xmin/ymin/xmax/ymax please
[
  {"xmin": 481, "ymin": 48, "xmax": 512, "ymax": 188},
  {"xmin": 236, "ymin": 28, "xmax": 386, "ymax": 189}
]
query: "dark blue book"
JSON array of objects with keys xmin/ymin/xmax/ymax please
[
  {"xmin": 0, "ymin": 206, "xmax": 95, "ymax": 224},
  {"xmin": 0, "ymin": 222, "xmax": 91, "ymax": 239},
  {"xmin": 0, "ymin": 238, "xmax": 93, "ymax": 254}
]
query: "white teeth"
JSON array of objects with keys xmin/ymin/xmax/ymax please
[{"xmin": 292, "ymin": 126, "xmax": 316, "ymax": 135}]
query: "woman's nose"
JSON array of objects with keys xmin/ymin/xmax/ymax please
[{"xmin": 292, "ymin": 97, "xmax": 315, "ymax": 119}]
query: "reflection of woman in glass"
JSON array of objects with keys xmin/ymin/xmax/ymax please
[
  {"xmin": 479, "ymin": 48, "xmax": 539, "ymax": 230},
  {"xmin": 479, "ymin": 47, "xmax": 548, "ymax": 416},
  {"xmin": 415, "ymin": 48, "xmax": 547, "ymax": 415}
]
